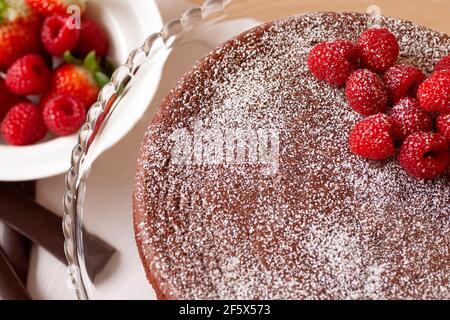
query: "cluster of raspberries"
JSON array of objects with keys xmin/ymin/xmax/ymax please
[{"xmin": 308, "ymin": 27, "xmax": 450, "ymax": 180}]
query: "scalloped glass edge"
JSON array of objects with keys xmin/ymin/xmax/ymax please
[{"xmin": 63, "ymin": 0, "xmax": 231, "ymax": 300}]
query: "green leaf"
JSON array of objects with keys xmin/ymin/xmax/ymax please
[
  {"xmin": 0, "ymin": 0, "xmax": 8, "ymax": 23},
  {"xmin": 95, "ymin": 71, "xmax": 110, "ymax": 88},
  {"xmin": 63, "ymin": 51, "xmax": 82, "ymax": 64},
  {"xmin": 84, "ymin": 51, "xmax": 100, "ymax": 74}
]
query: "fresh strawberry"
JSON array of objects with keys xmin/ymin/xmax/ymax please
[
  {"xmin": 349, "ymin": 114, "xmax": 395, "ymax": 160},
  {"xmin": 345, "ymin": 69, "xmax": 388, "ymax": 116},
  {"xmin": 43, "ymin": 64, "xmax": 98, "ymax": 109},
  {"xmin": 74, "ymin": 18, "xmax": 109, "ymax": 58},
  {"xmin": 41, "ymin": 15, "xmax": 79, "ymax": 56},
  {"xmin": 5, "ymin": 54, "xmax": 50, "ymax": 95},
  {"xmin": 357, "ymin": 28, "xmax": 399, "ymax": 73},
  {"xmin": 42, "ymin": 51, "xmax": 110, "ymax": 109},
  {"xmin": 0, "ymin": 0, "xmax": 42, "ymax": 70},
  {"xmin": 308, "ymin": 40, "xmax": 359, "ymax": 87},
  {"xmin": 434, "ymin": 55, "xmax": 450, "ymax": 72},
  {"xmin": 0, "ymin": 79, "xmax": 22, "ymax": 121},
  {"xmin": 42, "ymin": 93, "xmax": 85, "ymax": 136},
  {"xmin": 1, "ymin": 101, "xmax": 46, "ymax": 145},
  {"xmin": 26, "ymin": 0, "xmax": 86, "ymax": 16},
  {"xmin": 382, "ymin": 64, "xmax": 425, "ymax": 103},
  {"xmin": 417, "ymin": 70, "xmax": 450, "ymax": 113},
  {"xmin": 398, "ymin": 132, "xmax": 450, "ymax": 179}
]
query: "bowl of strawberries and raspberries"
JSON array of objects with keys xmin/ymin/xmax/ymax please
[{"xmin": 0, "ymin": 0, "xmax": 163, "ymax": 181}]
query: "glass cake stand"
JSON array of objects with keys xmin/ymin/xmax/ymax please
[{"xmin": 63, "ymin": 0, "xmax": 450, "ymax": 299}]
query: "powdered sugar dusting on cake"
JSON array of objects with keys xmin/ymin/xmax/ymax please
[{"xmin": 134, "ymin": 13, "xmax": 450, "ymax": 299}]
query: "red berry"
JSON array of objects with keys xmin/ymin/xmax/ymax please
[
  {"xmin": 436, "ymin": 113, "xmax": 450, "ymax": 142},
  {"xmin": 357, "ymin": 28, "xmax": 399, "ymax": 73},
  {"xmin": 382, "ymin": 64, "xmax": 425, "ymax": 103},
  {"xmin": 42, "ymin": 94, "xmax": 86, "ymax": 136},
  {"xmin": 434, "ymin": 55, "xmax": 450, "ymax": 72},
  {"xmin": 417, "ymin": 71, "xmax": 450, "ymax": 113},
  {"xmin": 0, "ymin": 4, "xmax": 42, "ymax": 70},
  {"xmin": 0, "ymin": 80, "xmax": 23, "ymax": 121},
  {"xmin": 349, "ymin": 114, "xmax": 395, "ymax": 160},
  {"xmin": 398, "ymin": 132, "xmax": 449, "ymax": 179},
  {"xmin": 345, "ymin": 69, "xmax": 388, "ymax": 116},
  {"xmin": 43, "ymin": 64, "xmax": 100, "ymax": 110},
  {"xmin": 41, "ymin": 15, "xmax": 80, "ymax": 56},
  {"xmin": 1, "ymin": 102, "xmax": 47, "ymax": 145},
  {"xmin": 388, "ymin": 98, "xmax": 433, "ymax": 142},
  {"xmin": 26, "ymin": 0, "xmax": 87, "ymax": 16},
  {"xmin": 329, "ymin": 40, "xmax": 360, "ymax": 66},
  {"xmin": 74, "ymin": 19, "xmax": 109, "ymax": 57},
  {"xmin": 5, "ymin": 54, "xmax": 51, "ymax": 95},
  {"xmin": 308, "ymin": 40, "xmax": 358, "ymax": 87}
]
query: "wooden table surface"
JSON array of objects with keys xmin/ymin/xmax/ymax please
[{"xmin": 190, "ymin": 0, "xmax": 450, "ymax": 34}]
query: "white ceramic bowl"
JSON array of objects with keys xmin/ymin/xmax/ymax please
[{"xmin": 0, "ymin": 0, "xmax": 162, "ymax": 181}]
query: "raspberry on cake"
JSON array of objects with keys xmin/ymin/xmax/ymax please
[
  {"xmin": 307, "ymin": 40, "xmax": 358, "ymax": 87},
  {"xmin": 349, "ymin": 114, "xmax": 395, "ymax": 160},
  {"xmin": 345, "ymin": 69, "xmax": 388, "ymax": 116},
  {"xmin": 436, "ymin": 113, "xmax": 450, "ymax": 142},
  {"xmin": 357, "ymin": 28, "xmax": 399, "ymax": 73},
  {"xmin": 417, "ymin": 70, "xmax": 450, "ymax": 113},
  {"xmin": 398, "ymin": 132, "xmax": 450, "ymax": 180},
  {"xmin": 388, "ymin": 98, "xmax": 433, "ymax": 142},
  {"xmin": 435, "ymin": 55, "xmax": 450, "ymax": 72},
  {"xmin": 382, "ymin": 64, "xmax": 425, "ymax": 103}
]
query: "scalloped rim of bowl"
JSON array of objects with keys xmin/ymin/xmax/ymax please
[{"xmin": 0, "ymin": 0, "xmax": 163, "ymax": 182}]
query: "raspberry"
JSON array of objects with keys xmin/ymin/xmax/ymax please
[
  {"xmin": 308, "ymin": 40, "xmax": 359, "ymax": 87},
  {"xmin": 42, "ymin": 94, "xmax": 86, "ymax": 136},
  {"xmin": 74, "ymin": 19, "xmax": 109, "ymax": 58},
  {"xmin": 5, "ymin": 54, "xmax": 51, "ymax": 96},
  {"xmin": 41, "ymin": 15, "xmax": 80, "ymax": 57},
  {"xmin": 357, "ymin": 28, "xmax": 399, "ymax": 73},
  {"xmin": 398, "ymin": 132, "xmax": 450, "ymax": 179},
  {"xmin": 0, "ymin": 80, "xmax": 22, "ymax": 121},
  {"xmin": 436, "ymin": 113, "xmax": 450, "ymax": 142},
  {"xmin": 349, "ymin": 114, "xmax": 395, "ymax": 160},
  {"xmin": 345, "ymin": 69, "xmax": 388, "ymax": 116},
  {"xmin": 388, "ymin": 98, "xmax": 433, "ymax": 142},
  {"xmin": 417, "ymin": 71, "xmax": 450, "ymax": 113},
  {"xmin": 434, "ymin": 55, "xmax": 450, "ymax": 72},
  {"xmin": 382, "ymin": 64, "xmax": 425, "ymax": 103},
  {"xmin": 1, "ymin": 102, "xmax": 47, "ymax": 145}
]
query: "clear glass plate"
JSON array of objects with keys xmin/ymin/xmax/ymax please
[{"xmin": 63, "ymin": 0, "xmax": 450, "ymax": 300}]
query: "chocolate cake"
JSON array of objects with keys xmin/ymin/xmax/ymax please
[{"xmin": 133, "ymin": 12, "xmax": 450, "ymax": 299}]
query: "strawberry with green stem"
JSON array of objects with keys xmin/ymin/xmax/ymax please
[
  {"xmin": 42, "ymin": 51, "xmax": 111, "ymax": 110},
  {"xmin": 0, "ymin": 0, "xmax": 42, "ymax": 70}
]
